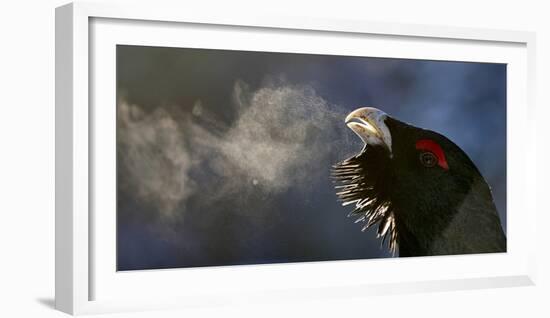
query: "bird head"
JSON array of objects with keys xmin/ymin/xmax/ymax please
[{"xmin": 333, "ymin": 107, "xmax": 501, "ymax": 256}]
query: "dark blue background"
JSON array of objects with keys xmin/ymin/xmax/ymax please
[{"xmin": 117, "ymin": 45, "xmax": 506, "ymax": 270}]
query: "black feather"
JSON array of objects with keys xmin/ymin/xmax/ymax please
[{"xmin": 332, "ymin": 145, "xmax": 398, "ymax": 254}]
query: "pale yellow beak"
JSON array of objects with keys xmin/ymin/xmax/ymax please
[{"xmin": 345, "ymin": 107, "xmax": 392, "ymax": 153}]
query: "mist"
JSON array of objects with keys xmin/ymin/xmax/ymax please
[{"xmin": 118, "ymin": 80, "xmax": 354, "ymax": 228}]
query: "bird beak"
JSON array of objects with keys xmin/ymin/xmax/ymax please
[{"xmin": 345, "ymin": 107, "xmax": 392, "ymax": 153}]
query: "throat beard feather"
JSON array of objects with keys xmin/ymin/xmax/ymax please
[{"xmin": 331, "ymin": 146, "xmax": 398, "ymax": 254}]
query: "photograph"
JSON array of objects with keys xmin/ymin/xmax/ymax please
[{"xmin": 116, "ymin": 45, "xmax": 507, "ymax": 271}]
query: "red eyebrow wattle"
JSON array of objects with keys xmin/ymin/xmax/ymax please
[{"xmin": 415, "ymin": 139, "xmax": 449, "ymax": 170}]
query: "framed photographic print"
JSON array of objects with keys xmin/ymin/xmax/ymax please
[{"xmin": 55, "ymin": 2, "xmax": 537, "ymax": 315}]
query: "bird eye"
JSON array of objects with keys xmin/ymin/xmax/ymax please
[{"xmin": 419, "ymin": 151, "xmax": 437, "ymax": 168}]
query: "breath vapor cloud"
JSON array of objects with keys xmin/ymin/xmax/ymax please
[{"xmin": 117, "ymin": 81, "xmax": 352, "ymax": 223}]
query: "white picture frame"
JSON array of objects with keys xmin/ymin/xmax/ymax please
[{"xmin": 55, "ymin": 1, "xmax": 537, "ymax": 315}]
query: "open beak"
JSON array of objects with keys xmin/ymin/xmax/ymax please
[{"xmin": 345, "ymin": 107, "xmax": 392, "ymax": 153}]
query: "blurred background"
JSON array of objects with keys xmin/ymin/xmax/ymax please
[{"xmin": 116, "ymin": 45, "xmax": 506, "ymax": 270}]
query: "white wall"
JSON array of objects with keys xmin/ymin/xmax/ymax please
[{"xmin": 0, "ymin": 0, "xmax": 547, "ymax": 317}]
